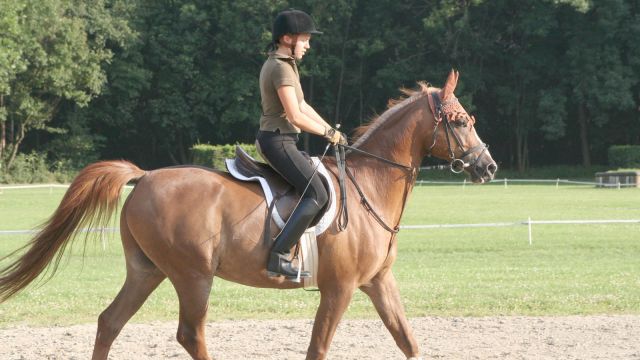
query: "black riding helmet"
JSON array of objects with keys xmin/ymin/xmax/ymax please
[{"xmin": 271, "ymin": 9, "xmax": 322, "ymax": 48}]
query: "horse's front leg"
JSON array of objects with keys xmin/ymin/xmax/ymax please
[
  {"xmin": 360, "ymin": 269, "xmax": 421, "ymax": 359},
  {"xmin": 306, "ymin": 284, "xmax": 355, "ymax": 360}
]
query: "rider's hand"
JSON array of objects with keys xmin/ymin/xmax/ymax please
[
  {"xmin": 324, "ymin": 128, "xmax": 347, "ymax": 146},
  {"xmin": 338, "ymin": 132, "xmax": 348, "ymax": 146}
]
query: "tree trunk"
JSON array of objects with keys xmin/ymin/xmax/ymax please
[
  {"xmin": 514, "ymin": 91, "xmax": 528, "ymax": 173},
  {"xmin": 515, "ymin": 130, "xmax": 527, "ymax": 173},
  {"xmin": 0, "ymin": 120, "xmax": 4, "ymax": 170},
  {"xmin": 577, "ymin": 104, "xmax": 591, "ymax": 167},
  {"xmin": 0, "ymin": 95, "xmax": 5, "ymax": 169},
  {"xmin": 358, "ymin": 58, "xmax": 363, "ymax": 124},
  {"xmin": 334, "ymin": 15, "xmax": 351, "ymax": 125},
  {"xmin": 7, "ymin": 121, "xmax": 25, "ymax": 169}
]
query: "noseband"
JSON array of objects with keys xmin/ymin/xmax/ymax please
[{"xmin": 427, "ymin": 91, "xmax": 488, "ymax": 173}]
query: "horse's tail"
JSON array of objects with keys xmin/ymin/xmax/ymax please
[{"xmin": 0, "ymin": 160, "xmax": 146, "ymax": 302}]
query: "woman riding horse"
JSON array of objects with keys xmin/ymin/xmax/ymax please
[{"xmin": 256, "ymin": 9, "xmax": 347, "ymax": 279}]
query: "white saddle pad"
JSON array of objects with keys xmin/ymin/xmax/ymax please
[{"xmin": 225, "ymin": 156, "xmax": 336, "ymax": 236}]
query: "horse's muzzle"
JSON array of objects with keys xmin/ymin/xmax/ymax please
[{"xmin": 468, "ymin": 153, "xmax": 497, "ymax": 183}]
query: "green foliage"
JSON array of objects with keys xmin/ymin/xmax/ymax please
[
  {"xmin": 5, "ymin": 0, "xmax": 640, "ymax": 172},
  {"xmin": 608, "ymin": 145, "xmax": 640, "ymax": 168},
  {"xmin": 0, "ymin": 152, "xmax": 51, "ymax": 183},
  {"xmin": 0, "ymin": 151, "xmax": 75, "ymax": 184},
  {"xmin": 191, "ymin": 143, "xmax": 262, "ymax": 170},
  {"xmin": 0, "ymin": 0, "xmax": 135, "ymax": 169}
]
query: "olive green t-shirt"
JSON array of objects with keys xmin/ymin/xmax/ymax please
[{"xmin": 259, "ymin": 52, "xmax": 304, "ymax": 134}]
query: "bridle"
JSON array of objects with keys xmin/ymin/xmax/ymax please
[
  {"xmin": 343, "ymin": 91, "xmax": 489, "ymax": 175},
  {"xmin": 334, "ymin": 90, "xmax": 489, "ymax": 234},
  {"xmin": 426, "ymin": 91, "xmax": 489, "ymax": 174}
]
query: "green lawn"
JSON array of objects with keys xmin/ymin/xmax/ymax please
[{"xmin": 0, "ymin": 184, "xmax": 639, "ymax": 327}]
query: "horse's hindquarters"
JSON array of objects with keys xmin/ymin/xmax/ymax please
[{"xmin": 123, "ymin": 167, "xmax": 302, "ymax": 289}]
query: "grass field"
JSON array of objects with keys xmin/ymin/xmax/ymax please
[{"xmin": 0, "ymin": 183, "xmax": 639, "ymax": 327}]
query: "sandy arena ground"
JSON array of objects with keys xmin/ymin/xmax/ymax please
[{"xmin": 1, "ymin": 316, "xmax": 639, "ymax": 359}]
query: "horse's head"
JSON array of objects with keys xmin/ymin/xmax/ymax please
[{"xmin": 425, "ymin": 70, "xmax": 497, "ymax": 183}]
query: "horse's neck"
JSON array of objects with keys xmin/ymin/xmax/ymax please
[{"xmin": 349, "ymin": 105, "xmax": 426, "ymax": 224}]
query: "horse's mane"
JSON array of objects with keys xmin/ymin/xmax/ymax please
[{"xmin": 351, "ymin": 82, "xmax": 434, "ymax": 148}]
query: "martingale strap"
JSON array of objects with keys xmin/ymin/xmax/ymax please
[
  {"xmin": 345, "ymin": 168, "xmax": 400, "ymax": 234},
  {"xmin": 335, "ymin": 144, "xmax": 349, "ymax": 231},
  {"xmin": 334, "ymin": 144, "xmax": 414, "ymax": 233}
]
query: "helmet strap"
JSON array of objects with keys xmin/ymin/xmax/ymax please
[{"xmin": 289, "ymin": 34, "xmax": 298, "ymax": 58}]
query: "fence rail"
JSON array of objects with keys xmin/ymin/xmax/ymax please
[
  {"xmin": 415, "ymin": 178, "xmax": 637, "ymax": 188},
  {"xmin": 400, "ymin": 218, "xmax": 640, "ymax": 245},
  {"xmin": 2, "ymin": 183, "xmax": 638, "ymax": 246},
  {"xmin": 2, "ymin": 178, "xmax": 638, "ymax": 192},
  {"xmin": 2, "ymin": 220, "xmax": 638, "ymax": 247},
  {"xmin": 0, "ymin": 184, "xmax": 134, "ymax": 194}
]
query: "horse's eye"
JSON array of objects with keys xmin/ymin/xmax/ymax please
[{"xmin": 453, "ymin": 115, "xmax": 468, "ymax": 127}]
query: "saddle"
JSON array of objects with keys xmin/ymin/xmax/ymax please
[{"xmin": 225, "ymin": 146, "xmax": 336, "ymax": 236}]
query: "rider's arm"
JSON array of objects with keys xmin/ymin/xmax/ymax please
[
  {"xmin": 277, "ymin": 86, "xmax": 329, "ymax": 136},
  {"xmin": 299, "ymin": 100, "xmax": 333, "ymax": 130}
]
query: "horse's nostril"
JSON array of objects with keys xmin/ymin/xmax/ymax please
[{"xmin": 487, "ymin": 162, "xmax": 498, "ymax": 175}]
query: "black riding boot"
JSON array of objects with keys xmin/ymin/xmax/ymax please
[{"xmin": 267, "ymin": 198, "xmax": 321, "ymax": 279}]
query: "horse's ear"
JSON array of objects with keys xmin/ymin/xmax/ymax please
[{"xmin": 441, "ymin": 69, "xmax": 459, "ymax": 100}]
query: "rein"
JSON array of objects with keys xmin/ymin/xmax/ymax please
[
  {"xmin": 335, "ymin": 144, "xmax": 416, "ymax": 234},
  {"xmin": 332, "ymin": 90, "xmax": 488, "ymax": 235},
  {"xmin": 343, "ymin": 145, "xmax": 413, "ymax": 171}
]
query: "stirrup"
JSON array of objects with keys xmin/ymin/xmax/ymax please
[
  {"xmin": 267, "ymin": 253, "xmax": 311, "ymax": 280},
  {"xmin": 266, "ymin": 270, "xmax": 311, "ymax": 281}
]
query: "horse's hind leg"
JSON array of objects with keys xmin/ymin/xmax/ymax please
[
  {"xmin": 359, "ymin": 270, "xmax": 420, "ymax": 359},
  {"xmin": 92, "ymin": 218, "xmax": 166, "ymax": 360},
  {"xmin": 172, "ymin": 276, "xmax": 214, "ymax": 360}
]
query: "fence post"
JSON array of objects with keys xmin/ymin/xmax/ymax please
[
  {"xmin": 100, "ymin": 228, "xmax": 106, "ymax": 250},
  {"xmin": 556, "ymin": 178, "xmax": 560, "ymax": 189},
  {"xmin": 463, "ymin": 178, "xmax": 466, "ymax": 190},
  {"xmin": 504, "ymin": 178, "xmax": 508, "ymax": 189}
]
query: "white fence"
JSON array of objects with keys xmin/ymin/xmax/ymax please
[
  {"xmin": 0, "ymin": 184, "xmax": 134, "ymax": 193},
  {"xmin": 2, "ymin": 220, "xmax": 638, "ymax": 248},
  {"xmin": 1, "ymin": 177, "xmax": 637, "ymax": 193},
  {"xmin": 400, "ymin": 218, "xmax": 640, "ymax": 245},
  {"xmin": 2, "ymin": 183, "xmax": 638, "ymax": 245},
  {"xmin": 416, "ymin": 178, "xmax": 637, "ymax": 188}
]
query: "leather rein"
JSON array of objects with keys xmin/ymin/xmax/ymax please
[{"xmin": 334, "ymin": 90, "xmax": 487, "ymax": 234}]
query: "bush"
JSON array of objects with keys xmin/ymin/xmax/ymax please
[
  {"xmin": 1, "ymin": 152, "xmax": 54, "ymax": 183},
  {"xmin": 608, "ymin": 145, "xmax": 640, "ymax": 168},
  {"xmin": 191, "ymin": 143, "xmax": 263, "ymax": 170},
  {"xmin": 0, "ymin": 151, "xmax": 79, "ymax": 184}
]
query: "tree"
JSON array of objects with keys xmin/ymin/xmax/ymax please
[
  {"xmin": 559, "ymin": 0, "xmax": 636, "ymax": 167},
  {"xmin": 0, "ymin": 0, "xmax": 133, "ymax": 170}
]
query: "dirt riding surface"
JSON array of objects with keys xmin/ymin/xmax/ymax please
[{"xmin": 1, "ymin": 316, "xmax": 638, "ymax": 359}]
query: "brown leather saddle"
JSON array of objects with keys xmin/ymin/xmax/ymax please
[{"xmin": 226, "ymin": 146, "xmax": 332, "ymax": 229}]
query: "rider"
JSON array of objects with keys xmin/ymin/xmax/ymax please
[{"xmin": 256, "ymin": 9, "xmax": 346, "ymax": 278}]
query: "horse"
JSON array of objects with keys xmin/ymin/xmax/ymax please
[{"xmin": 0, "ymin": 70, "xmax": 497, "ymax": 360}]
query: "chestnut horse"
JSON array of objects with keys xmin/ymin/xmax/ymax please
[{"xmin": 0, "ymin": 70, "xmax": 496, "ymax": 359}]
